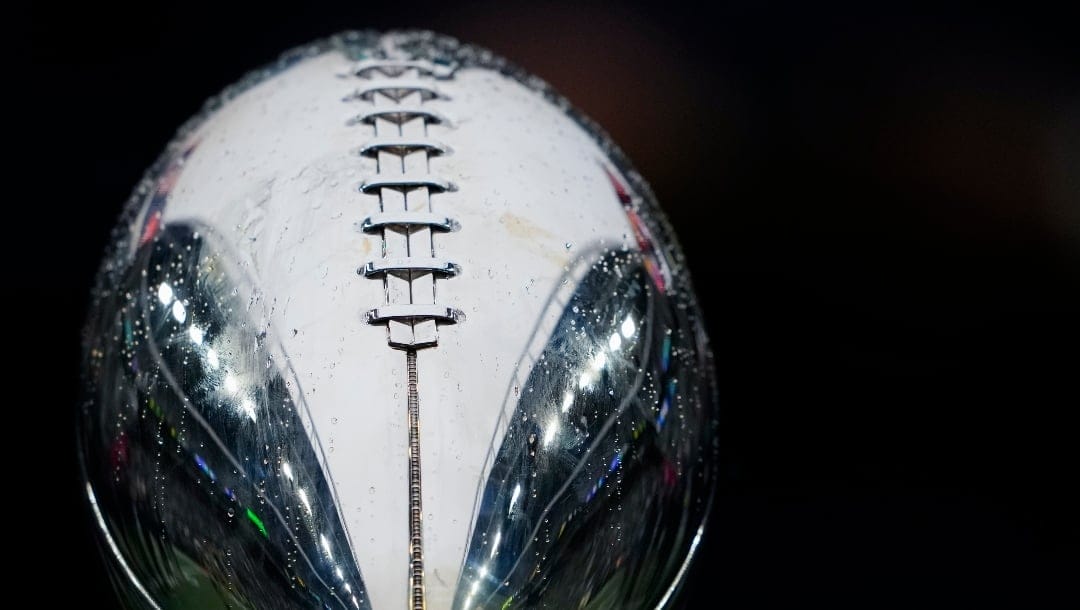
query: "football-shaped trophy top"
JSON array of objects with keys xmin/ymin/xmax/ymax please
[{"xmin": 79, "ymin": 31, "xmax": 718, "ymax": 610}]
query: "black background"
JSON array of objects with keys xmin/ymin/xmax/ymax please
[{"xmin": 30, "ymin": 2, "xmax": 1078, "ymax": 607}]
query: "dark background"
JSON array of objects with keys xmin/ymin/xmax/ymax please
[{"xmin": 30, "ymin": 2, "xmax": 1078, "ymax": 607}]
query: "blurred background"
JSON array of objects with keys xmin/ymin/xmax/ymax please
[{"xmin": 30, "ymin": 1, "xmax": 1077, "ymax": 607}]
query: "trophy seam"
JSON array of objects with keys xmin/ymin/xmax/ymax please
[{"xmin": 346, "ymin": 53, "xmax": 464, "ymax": 350}]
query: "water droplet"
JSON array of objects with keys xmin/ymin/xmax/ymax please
[{"xmin": 565, "ymin": 242, "xmax": 573, "ymax": 249}]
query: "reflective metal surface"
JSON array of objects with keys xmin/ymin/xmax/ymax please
[
  {"xmin": 80, "ymin": 30, "xmax": 718, "ymax": 609},
  {"xmin": 81, "ymin": 224, "xmax": 369, "ymax": 609},
  {"xmin": 455, "ymin": 246, "xmax": 716, "ymax": 610}
]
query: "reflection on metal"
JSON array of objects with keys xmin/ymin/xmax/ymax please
[
  {"xmin": 86, "ymin": 483, "xmax": 162, "ymax": 610},
  {"xmin": 358, "ymin": 139, "xmax": 450, "ymax": 158},
  {"xmin": 80, "ymin": 224, "xmax": 370, "ymax": 609},
  {"xmin": 346, "ymin": 81, "xmax": 447, "ymax": 102},
  {"xmin": 366, "ymin": 305, "xmax": 464, "ymax": 326},
  {"xmin": 360, "ymin": 212, "xmax": 457, "ymax": 233},
  {"xmin": 358, "ymin": 174, "xmax": 456, "ymax": 194},
  {"xmin": 455, "ymin": 248, "xmax": 716, "ymax": 610},
  {"xmin": 80, "ymin": 30, "xmax": 719, "ymax": 610},
  {"xmin": 360, "ymin": 258, "xmax": 461, "ymax": 278},
  {"xmin": 655, "ymin": 524, "xmax": 706, "ymax": 609}
]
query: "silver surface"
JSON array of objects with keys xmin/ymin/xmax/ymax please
[
  {"xmin": 360, "ymin": 212, "xmax": 458, "ymax": 233},
  {"xmin": 355, "ymin": 52, "xmax": 459, "ymax": 351},
  {"xmin": 81, "ymin": 223, "xmax": 369, "ymax": 609},
  {"xmin": 79, "ymin": 30, "xmax": 719, "ymax": 609},
  {"xmin": 360, "ymin": 258, "xmax": 461, "ymax": 277}
]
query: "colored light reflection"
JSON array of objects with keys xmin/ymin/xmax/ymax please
[
  {"xmin": 609, "ymin": 453, "xmax": 622, "ymax": 472},
  {"xmin": 245, "ymin": 507, "xmax": 268, "ymax": 538},
  {"xmin": 194, "ymin": 454, "xmax": 217, "ymax": 482}
]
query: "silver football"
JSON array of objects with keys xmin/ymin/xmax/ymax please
[{"xmin": 78, "ymin": 30, "xmax": 718, "ymax": 609}]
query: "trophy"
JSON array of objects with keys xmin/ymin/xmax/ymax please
[{"xmin": 79, "ymin": 31, "xmax": 718, "ymax": 609}]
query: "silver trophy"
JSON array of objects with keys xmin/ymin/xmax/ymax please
[{"xmin": 78, "ymin": 31, "xmax": 718, "ymax": 609}]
